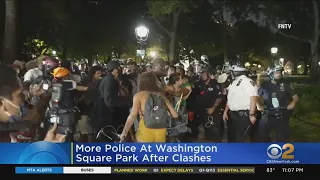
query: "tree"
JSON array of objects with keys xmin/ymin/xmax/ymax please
[
  {"xmin": 2, "ymin": 0, "xmax": 17, "ymax": 64},
  {"xmin": 208, "ymin": 0, "xmax": 253, "ymax": 62},
  {"xmin": 147, "ymin": 0, "xmax": 198, "ymax": 63},
  {"xmin": 256, "ymin": 1, "xmax": 320, "ymax": 80}
]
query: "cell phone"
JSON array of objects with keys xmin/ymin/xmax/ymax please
[{"xmin": 55, "ymin": 126, "xmax": 68, "ymax": 135}]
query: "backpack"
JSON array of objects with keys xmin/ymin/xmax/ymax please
[{"xmin": 143, "ymin": 93, "xmax": 169, "ymax": 129}]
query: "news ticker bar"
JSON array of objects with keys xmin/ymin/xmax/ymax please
[{"xmin": 15, "ymin": 167, "xmax": 256, "ymax": 174}]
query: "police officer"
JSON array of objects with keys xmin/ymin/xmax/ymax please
[
  {"xmin": 257, "ymin": 63, "xmax": 299, "ymax": 142},
  {"xmin": 191, "ymin": 67, "xmax": 223, "ymax": 141},
  {"xmin": 223, "ymin": 62, "xmax": 258, "ymax": 142}
]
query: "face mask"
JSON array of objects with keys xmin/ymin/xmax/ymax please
[{"xmin": 3, "ymin": 99, "xmax": 28, "ymax": 123}]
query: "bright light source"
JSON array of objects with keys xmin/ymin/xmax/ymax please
[
  {"xmin": 258, "ymin": 65, "xmax": 262, "ymax": 68},
  {"xmin": 318, "ymin": 62, "xmax": 320, "ymax": 66},
  {"xmin": 245, "ymin": 62, "xmax": 251, "ymax": 67},
  {"xmin": 52, "ymin": 50, "xmax": 56, "ymax": 55},
  {"xmin": 253, "ymin": 63, "xmax": 257, "ymax": 66},
  {"xmin": 141, "ymin": 55, "xmax": 145, "ymax": 59},
  {"xmin": 135, "ymin": 26, "xmax": 149, "ymax": 38},
  {"xmin": 150, "ymin": 51, "xmax": 156, "ymax": 58},
  {"xmin": 271, "ymin": 47, "xmax": 278, "ymax": 54},
  {"xmin": 297, "ymin": 65, "xmax": 302, "ymax": 68},
  {"xmin": 279, "ymin": 58, "xmax": 284, "ymax": 62}
]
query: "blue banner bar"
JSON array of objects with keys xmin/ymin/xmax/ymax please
[
  {"xmin": 73, "ymin": 143, "xmax": 320, "ymax": 164},
  {"xmin": 15, "ymin": 167, "xmax": 63, "ymax": 174},
  {"xmin": 1, "ymin": 142, "xmax": 320, "ymax": 164}
]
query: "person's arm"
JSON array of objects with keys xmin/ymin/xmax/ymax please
[
  {"xmin": 223, "ymin": 104, "xmax": 229, "ymax": 115},
  {"xmin": 76, "ymin": 85, "xmax": 88, "ymax": 91},
  {"xmin": 208, "ymin": 82, "xmax": 223, "ymax": 114},
  {"xmin": 256, "ymin": 86, "xmax": 266, "ymax": 111},
  {"xmin": 287, "ymin": 83, "xmax": 299, "ymax": 109},
  {"xmin": 23, "ymin": 70, "xmax": 33, "ymax": 89},
  {"xmin": 246, "ymin": 80, "xmax": 259, "ymax": 116},
  {"xmin": 162, "ymin": 95, "xmax": 178, "ymax": 119},
  {"xmin": 183, "ymin": 85, "xmax": 192, "ymax": 100},
  {"xmin": 121, "ymin": 94, "xmax": 140, "ymax": 137}
]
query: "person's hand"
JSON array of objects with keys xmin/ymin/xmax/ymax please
[
  {"xmin": 249, "ymin": 115, "xmax": 257, "ymax": 124},
  {"xmin": 30, "ymin": 83, "xmax": 45, "ymax": 97},
  {"xmin": 44, "ymin": 123, "xmax": 66, "ymax": 143},
  {"xmin": 223, "ymin": 112, "xmax": 228, "ymax": 121},
  {"xmin": 206, "ymin": 107, "xmax": 215, "ymax": 115},
  {"xmin": 119, "ymin": 133, "xmax": 127, "ymax": 142},
  {"xmin": 287, "ymin": 102, "xmax": 296, "ymax": 110}
]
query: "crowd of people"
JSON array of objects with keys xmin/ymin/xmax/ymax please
[{"xmin": 0, "ymin": 55, "xmax": 299, "ymax": 143}]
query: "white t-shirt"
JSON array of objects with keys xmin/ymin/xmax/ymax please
[
  {"xmin": 23, "ymin": 68, "xmax": 43, "ymax": 83},
  {"xmin": 227, "ymin": 75, "xmax": 258, "ymax": 111}
]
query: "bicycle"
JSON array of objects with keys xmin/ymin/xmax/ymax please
[{"xmin": 95, "ymin": 125, "xmax": 123, "ymax": 142}]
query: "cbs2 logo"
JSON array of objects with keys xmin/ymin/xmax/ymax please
[{"xmin": 267, "ymin": 143, "xmax": 294, "ymax": 159}]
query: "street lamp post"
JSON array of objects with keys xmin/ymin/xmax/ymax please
[
  {"xmin": 135, "ymin": 25, "xmax": 149, "ymax": 63},
  {"xmin": 270, "ymin": 47, "xmax": 278, "ymax": 63}
]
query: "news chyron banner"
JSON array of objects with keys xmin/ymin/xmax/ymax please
[{"xmin": 0, "ymin": 142, "xmax": 319, "ymax": 164}]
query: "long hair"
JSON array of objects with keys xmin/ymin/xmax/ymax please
[
  {"xmin": 87, "ymin": 65, "xmax": 103, "ymax": 82},
  {"xmin": 168, "ymin": 73, "xmax": 181, "ymax": 85},
  {"xmin": 138, "ymin": 72, "xmax": 161, "ymax": 92}
]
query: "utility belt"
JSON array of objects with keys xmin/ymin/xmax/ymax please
[
  {"xmin": 230, "ymin": 110, "xmax": 249, "ymax": 116},
  {"xmin": 262, "ymin": 110, "xmax": 286, "ymax": 117}
]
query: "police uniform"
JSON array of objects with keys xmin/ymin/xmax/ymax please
[
  {"xmin": 191, "ymin": 78, "xmax": 223, "ymax": 141},
  {"xmin": 257, "ymin": 80, "xmax": 296, "ymax": 142},
  {"xmin": 227, "ymin": 75, "xmax": 258, "ymax": 142}
]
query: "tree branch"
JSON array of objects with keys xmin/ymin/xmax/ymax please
[
  {"xmin": 270, "ymin": 23, "xmax": 311, "ymax": 43},
  {"xmin": 154, "ymin": 18, "xmax": 171, "ymax": 36}
]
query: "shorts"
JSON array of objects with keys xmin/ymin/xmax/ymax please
[
  {"xmin": 136, "ymin": 119, "xmax": 166, "ymax": 142},
  {"xmin": 77, "ymin": 115, "xmax": 93, "ymax": 135}
]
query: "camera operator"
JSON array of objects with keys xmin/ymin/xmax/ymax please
[
  {"xmin": 0, "ymin": 64, "xmax": 65, "ymax": 143},
  {"xmin": 23, "ymin": 56, "xmax": 59, "ymax": 89}
]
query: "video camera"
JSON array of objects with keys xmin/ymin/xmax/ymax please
[{"xmin": 46, "ymin": 80, "xmax": 81, "ymax": 138}]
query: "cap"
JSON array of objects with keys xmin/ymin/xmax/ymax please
[
  {"xmin": 52, "ymin": 67, "xmax": 70, "ymax": 78},
  {"xmin": 107, "ymin": 60, "xmax": 121, "ymax": 71}
]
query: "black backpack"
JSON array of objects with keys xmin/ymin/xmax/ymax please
[{"xmin": 143, "ymin": 93, "xmax": 169, "ymax": 129}]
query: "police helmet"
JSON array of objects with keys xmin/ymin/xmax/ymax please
[
  {"xmin": 174, "ymin": 63, "xmax": 184, "ymax": 69},
  {"xmin": 267, "ymin": 63, "xmax": 283, "ymax": 76},
  {"xmin": 200, "ymin": 55, "xmax": 209, "ymax": 65},
  {"xmin": 230, "ymin": 64, "xmax": 248, "ymax": 72},
  {"xmin": 201, "ymin": 55, "xmax": 209, "ymax": 61},
  {"xmin": 222, "ymin": 61, "xmax": 232, "ymax": 72}
]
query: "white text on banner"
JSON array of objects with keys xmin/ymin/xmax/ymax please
[{"xmin": 63, "ymin": 167, "xmax": 111, "ymax": 174}]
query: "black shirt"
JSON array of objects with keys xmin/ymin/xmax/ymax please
[
  {"xmin": 193, "ymin": 79, "xmax": 223, "ymax": 111},
  {"xmin": 259, "ymin": 80, "xmax": 296, "ymax": 109}
]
